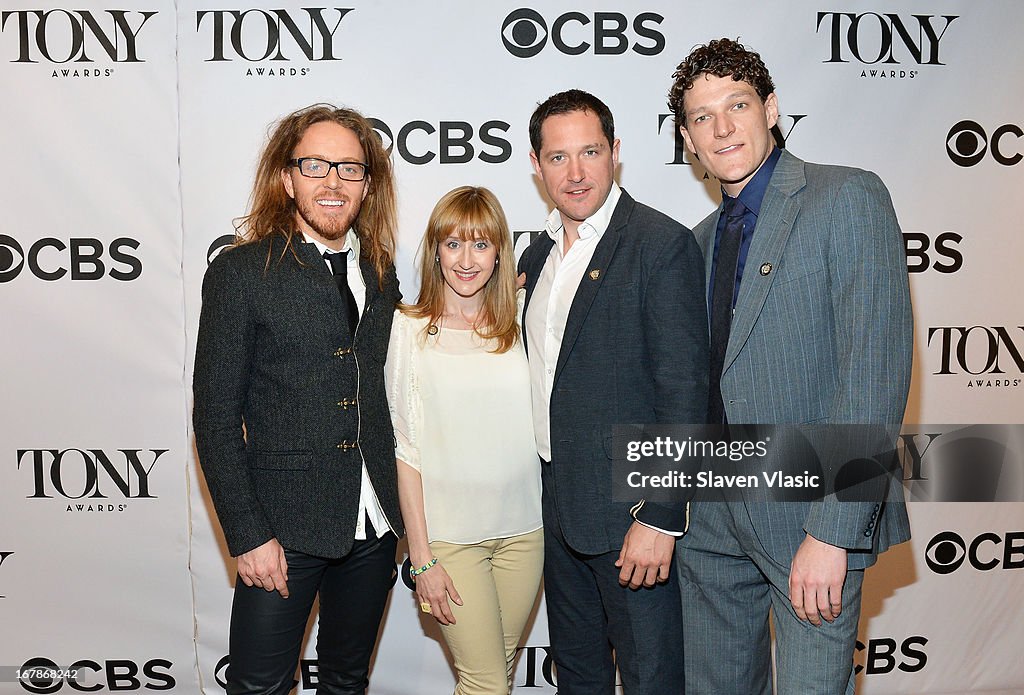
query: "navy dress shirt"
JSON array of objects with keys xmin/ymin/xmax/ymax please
[{"xmin": 708, "ymin": 147, "xmax": 783, "ymax": 316}]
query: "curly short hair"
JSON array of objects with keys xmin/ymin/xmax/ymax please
[{"xmin": 668, "ymin": 38, "xmax": 775, "ymax": 127}]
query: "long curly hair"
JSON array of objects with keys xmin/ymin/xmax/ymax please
[{"xmin": 234, "ymin": 104, "xmax": 397, "ymax": 286}]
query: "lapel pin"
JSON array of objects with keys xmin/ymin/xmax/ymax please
[
  {"xmin": 760, "ymin": 263, "xmax": 772, "ymax": 276},
  {"xmin": 589, "ymin": 269, "xmax": 601, "ymax": 280}
]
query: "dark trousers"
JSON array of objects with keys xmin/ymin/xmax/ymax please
[
  {"xmin": 226, "ymin": 533, "xmax": 397, "ymax": 695},
  {"xmin": 543, "ymin": 502, "xmax": 685, "ymax": 695}
]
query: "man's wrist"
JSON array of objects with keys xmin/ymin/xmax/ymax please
[{"xmin": 634, "ymin": 519, "xmax": 684, "ymax": 537}]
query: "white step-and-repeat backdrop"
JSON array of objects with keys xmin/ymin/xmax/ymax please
[{"xmin": 2, "ymin": 1, "xmax": 1022, "ymax": 693}]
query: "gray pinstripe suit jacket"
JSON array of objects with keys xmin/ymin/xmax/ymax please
[{"xmin": 693, "ymin": 150, "xmax": 912, "ymax": 569}]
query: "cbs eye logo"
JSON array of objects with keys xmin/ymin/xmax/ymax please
[
  {"xmin": 0, "ymin": 235, "xmax": 142, "ymax": 282},
  {"xmin": 946, "ymin": 120, "xmax": 1022, "ymax": 167},
  {"xmin": 925, "ymin": 530, "xmax": 1024, "ymax": 574},
  {"xmin": 924, "ymin": 531, "xmax": 967, "ymax": 574},
  {"xmin": 501, "ymin": 9, "xmax": 545, "ymax": 58},
  {"xmin": 0, "ymin": 235, "xmax": 25, "ymax": 282},
  {"xmin": 500, "ymin": 8, "xmax": 665, "ymax": 59},
  {"xmin": 367, "ymin": 118, "xmax": 512, "ymax": 165}
]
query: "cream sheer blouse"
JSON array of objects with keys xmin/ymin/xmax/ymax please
[{"xmin": 385, "ymin": 310, "xmax": 542, "ymax": 544}]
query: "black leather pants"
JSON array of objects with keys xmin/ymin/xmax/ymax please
[{"xmin": 225, "ymin": 533, "xmax": 397, "ymax": 695}]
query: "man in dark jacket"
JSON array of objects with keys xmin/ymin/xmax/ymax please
[
  {"xmin": 518, "ymin": 89, "xmax": 708, "ymax": 694},
  {"xmin": 193, "ymin": 104, "xmax": 403, "ymax": 695}
]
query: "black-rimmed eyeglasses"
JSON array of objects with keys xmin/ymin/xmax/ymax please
[{"xmin": 289, "ymin": 158, "xmax": 368, "ymax": 181}]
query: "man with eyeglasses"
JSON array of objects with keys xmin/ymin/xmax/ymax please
[{"xmin": 193, "ymin": 104, "xmax": 403, "ymax": 694}]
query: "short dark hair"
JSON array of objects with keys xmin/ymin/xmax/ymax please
[
  {"xmin": 529, "ymin": 89, "xmax": 615, "ymax": 155},
  {"xmin": 668, "ymin": 38, "xmax": 776, "ymax": 127}
]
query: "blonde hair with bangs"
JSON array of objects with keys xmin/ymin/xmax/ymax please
[{"xmin": 403, "ymin": 186, "xmax": 519, "ymax": 353}]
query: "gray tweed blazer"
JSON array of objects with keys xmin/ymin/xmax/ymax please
[{"xmin": 193, "ymin": 234, "xmax": 403, "ymax": 558}]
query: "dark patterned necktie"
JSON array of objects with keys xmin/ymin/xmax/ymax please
[
  {"xmin": 324, "ymin": 250, "xmax": 359, "ymax": 337},
  {"xmin": 708, "ymin": 197, "xmax": 746, "ymax": 424}
]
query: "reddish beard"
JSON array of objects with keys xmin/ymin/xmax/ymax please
[{"xmin": 293, "ymin": 195, "xmax": 361, "ymax": 240}]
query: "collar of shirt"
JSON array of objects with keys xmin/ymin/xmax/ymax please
[
  {"xmin": 727, "ymin": 147, "xmax": 781, "ymax": 216},
  {"xmin": 302, "ymin": 228, "xmax": 366, "ymax": 311},
  {"xmin": 302, "ymin": 228, "xmax": 359, "ymax": 261},
  {"xmin": 544, "ymin": 182, "xmax": 622, "ymax": 256}
]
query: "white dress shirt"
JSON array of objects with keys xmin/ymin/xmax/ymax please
[
  {"xmin": 304, "ymin": 230, "xmax": 391, "ymax": 541},
  {"xmin": 526, "ymin": 183, "xmax": 621, "ymax": 461},
  {"xmin": 523, "ymin": 187, "xmax": 681, "ymax": 536}
]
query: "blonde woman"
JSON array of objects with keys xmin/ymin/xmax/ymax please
[{"xmin": 386, "ymin": 186, "xmax": 542, "ymax": 694}]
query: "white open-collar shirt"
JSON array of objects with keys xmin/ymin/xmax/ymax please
[{"xmin": 525, "ymin": 183, "xmax": 621, "ymax": 461}]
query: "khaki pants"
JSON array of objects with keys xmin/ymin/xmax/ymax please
[{"xmin": 430, "ymin": 528, "xmax": 544, "ymax": 695}]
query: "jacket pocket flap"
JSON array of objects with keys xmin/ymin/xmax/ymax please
[{"xmin": 249, "ymin": 451, "xmax": 313, "ymax": 470}]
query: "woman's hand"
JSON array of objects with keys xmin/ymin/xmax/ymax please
[{"xmin": 415, "ymin": 562, "xmax": 463, "ymax": 625}]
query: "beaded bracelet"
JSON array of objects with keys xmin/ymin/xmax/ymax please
[{"xmin": 409, "ymin": 558, "xmax": 438, "ymax": 579}]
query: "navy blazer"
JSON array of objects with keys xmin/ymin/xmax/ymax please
[{"xmin": 519, "ymin": 190, "xmax": 709, "ymax": 555}]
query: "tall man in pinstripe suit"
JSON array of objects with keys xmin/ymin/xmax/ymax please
[{"xmin": 667, "ymin": 39, "xmax": 913, "ymax": 693}]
